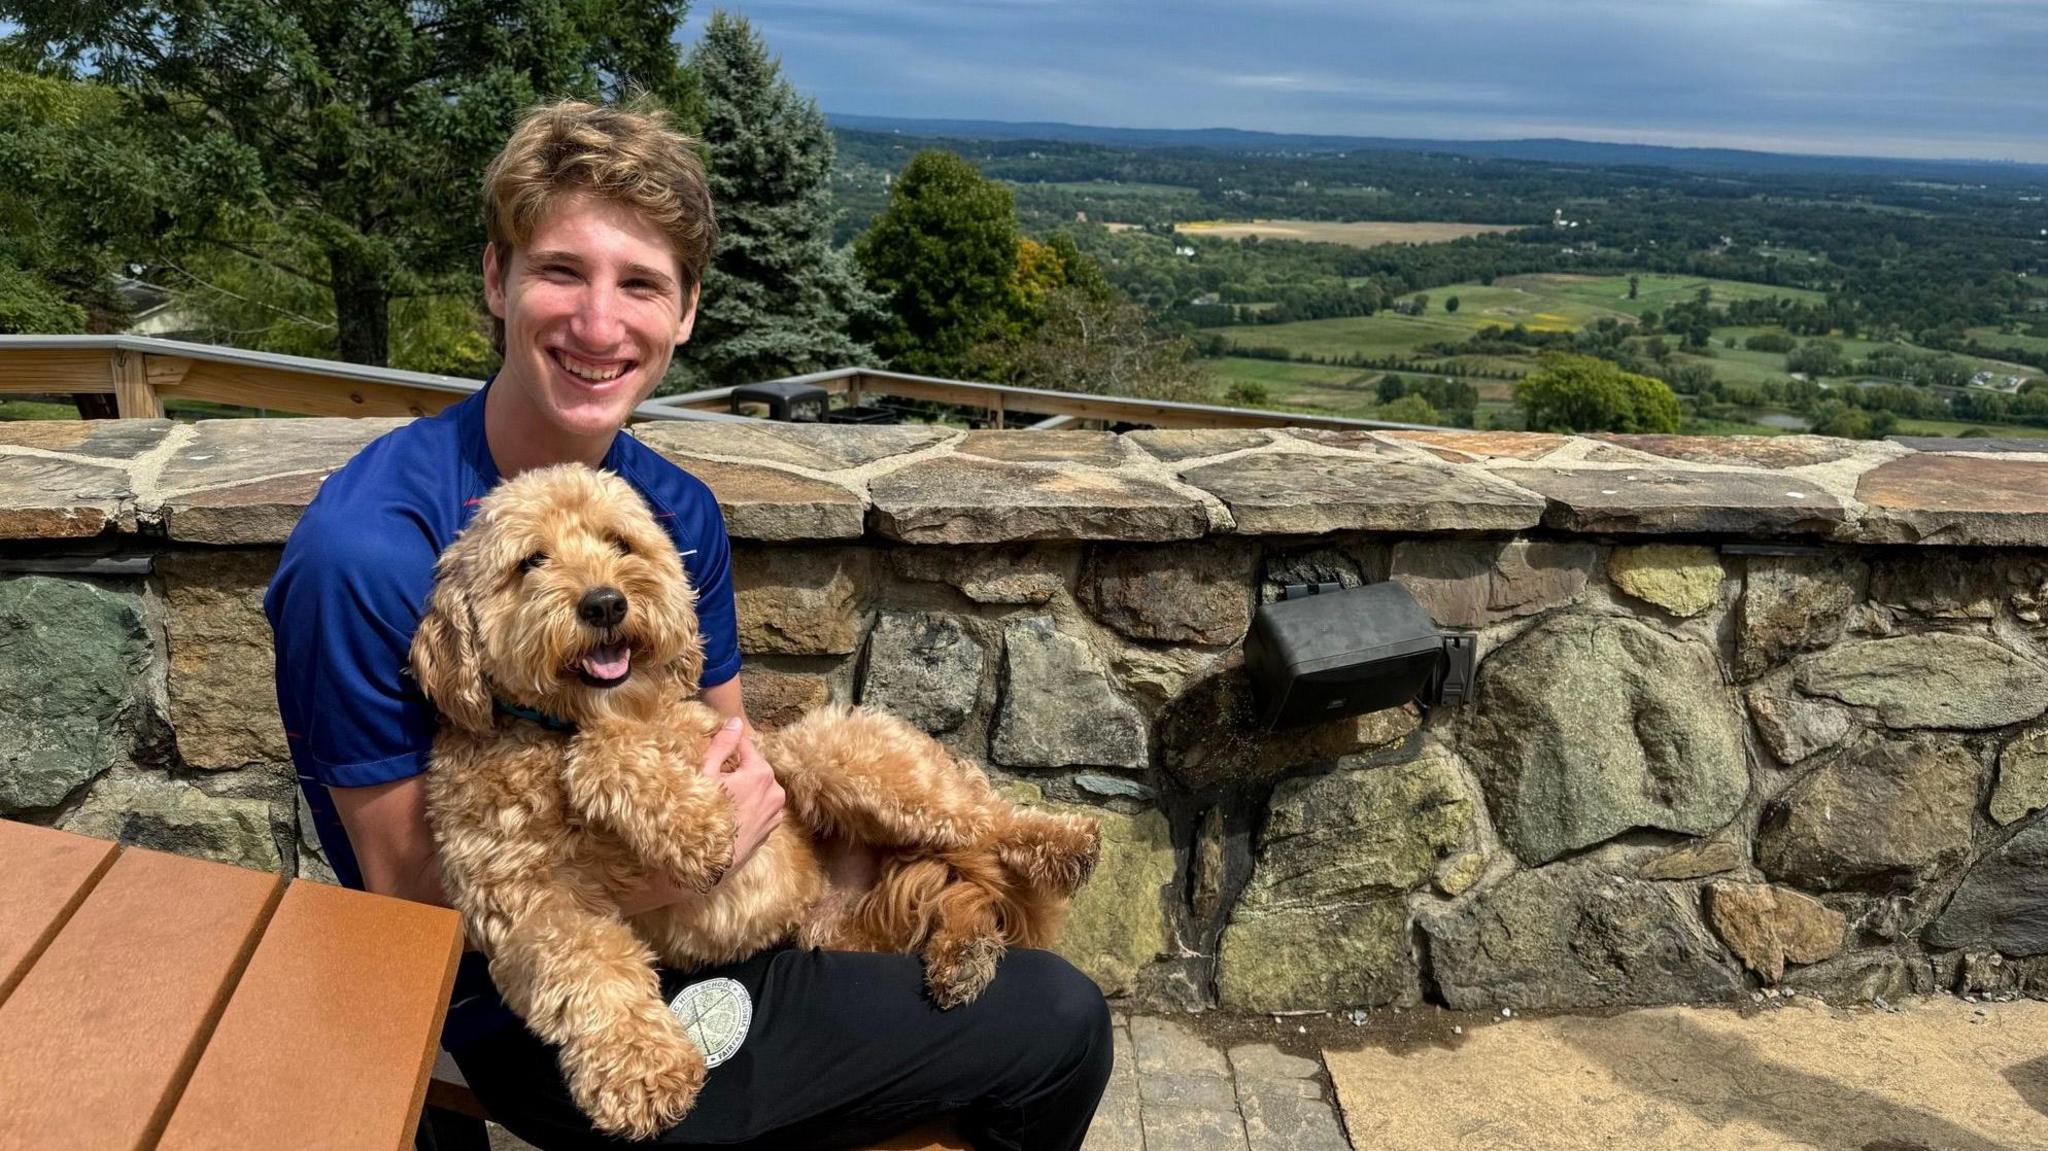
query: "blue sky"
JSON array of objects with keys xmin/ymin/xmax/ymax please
[{"xmin": 699, "ymin": 0, "xmax": 2048, "ymax": 162}]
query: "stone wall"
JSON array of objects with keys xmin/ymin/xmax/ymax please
[{"xmin": 5, "ymin": 418, "xmax": 2048, "ymax": 1012}]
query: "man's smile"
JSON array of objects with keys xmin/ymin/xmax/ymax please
[{"xmin": 550, "ymin": 348, "xmax": 635, "ymax": 384}]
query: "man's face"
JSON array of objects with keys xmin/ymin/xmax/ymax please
[{"xmin": 484, "ymin": 192, "xmax": 698, "ymax": 440}]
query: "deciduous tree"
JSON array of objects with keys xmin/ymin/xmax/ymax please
[
  {"xmin": 0, "ymin": 67, "xmax": 159, "ymax": 334},
  {"xmin": 854, "ymin": 150, "xmax": 1019, "ymax": 377},
  {"xmin": 6, "ymin": 0, "xmax": 698, "ymax": 365},
  {"xmin": 1514, "ymin": 353, "xmax": 1682, "ymax": 433},
  {"xmin": 1379, "ymin": 393, "xmax": 1440, "ymax": 424},
  {"xmin": 981, "ymin": 284, "xmax": 1211, "ymax": 402}
]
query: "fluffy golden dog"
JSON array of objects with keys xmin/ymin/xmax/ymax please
[{"xmin": 410, "ymin": 464, "xmax": 1099, "ymax": 1139}]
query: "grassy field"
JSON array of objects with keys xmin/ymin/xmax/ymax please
[
  {"xmin": 1175, "ymin": 219, "xmax": 1518, "ymax": 247},
  {"xmin": 1212, "ymin": 274, "xmax": 1822, "ymax": 361},
  {"xmin": 0, "ymin": 396, "xmax": 283, "ymax": 422},
  {"xmin": 1211, "ymin": 275, "xmax": 2033, "ymax": 388},
  {"xmin": 1694, "ymin": 327, "xmax": 2041, "ymax": 386},
  {"xmin": 0, "ymin": 398, "xmax": 82, "ymax": 420},
  {"xmin": 1489, "ymin": 273, "xmax": 1825, "ymax": 320},
  {"xmin": 1965, "ymin": 326, "xmax": 2048, "ymax": 360},
  {"xmin": 1208, "ymin": 357, "xmax": 1369, "ymax": 389},
  {"xmin": 1205, "ymin": 356, "xmax": 1525, "ymax": 423},
  {"xmin": 1219, "ymin": 314, "xmax": 1455, "ymax": 359},
  {"xmin": 1203, "ymin": 271, "xmax": 2044, "ymax": 438},
  {"xmin": 1892, "ymin": 416, "xmax": 2048, "ymax": 438},
  {"xmin": 1207, "ymin": 357, "xmax": 1385, "ymax": 418}
]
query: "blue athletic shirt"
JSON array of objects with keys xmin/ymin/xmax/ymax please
[{"xmin": 262, "ymin": 382, "xmax": 742, "ymax": 1049}]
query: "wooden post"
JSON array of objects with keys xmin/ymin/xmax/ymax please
[
  {"xmin": 111, "ymin": 350, "xmax": 165, "ymax": 419},
  {"xmin": 991, "ymin": 394, "xmax": 1005, "ymax": 430}
]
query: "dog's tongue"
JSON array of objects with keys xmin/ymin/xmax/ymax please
[{"xmin": 580, "ymin": 642, "xmax": 631, "ymax": 680}]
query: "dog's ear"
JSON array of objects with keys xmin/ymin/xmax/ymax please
[
  {"xmin": 654, "ymin": 556, "xmax": 705, "ymax": 692},
  {"xmin": 411, "ymin": 574, "xmax": 492, "ymax": 732},
  {"xmin": 671, "ymin": 600, "xmax": 706, "ymax": 693}
]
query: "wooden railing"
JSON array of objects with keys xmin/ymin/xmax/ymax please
[
  {"xmin": 0, "ymin": 335, "xmax": 723, "ymax": 423},
  {"xmin": 0, "ymin": 336, "xmax": 1425, "ymax": 432},
  {"xmin": 645, "ymin": 367, "xmax": 1419, "ymax": 431}
]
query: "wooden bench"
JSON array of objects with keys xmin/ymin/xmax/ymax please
[
  {"xmin": 1, "ymin": 817, "xmax": 965, "ymax": 1150},
  {"xmin": 0, "ymin": 818, "xmax": 462, "ymax": 1150}
]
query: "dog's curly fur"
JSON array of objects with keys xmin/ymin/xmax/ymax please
[{"xmin": 411, "ymin": 464, "xmax": 1100, "ymax": 1139}]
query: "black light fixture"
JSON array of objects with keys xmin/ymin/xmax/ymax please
[
  {"xmin": 1244, "ymin": 580, "xmax": 1475, "ymax": 731},
  {"xmin": 730, "ymin": 380, "xmax": 830, "ymax": 422}
]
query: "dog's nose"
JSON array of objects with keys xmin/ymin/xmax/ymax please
[{"xmin": 578, "ymin": 587, "xmax": 628, "ymax": 629}]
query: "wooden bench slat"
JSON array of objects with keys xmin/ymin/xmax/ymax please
[
  {"xmin": 157, "ymin": 879, "xmax": 463, "ymax": 1151},
  {"xmin": 0, "ymin": 846, "xmax": 283, "ymax": 1151},
  {"xmin": 426, "ymin": 1051, "xmax": 493, "ymax": 1121},
  {"xmin": 0, "ymin": 820, "xmax": 119, "ymax": 1007}
]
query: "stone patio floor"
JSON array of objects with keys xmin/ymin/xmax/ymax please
[{"xmin": 487, "ymin": 996, "xmax": 2048, "ymax": 1150}]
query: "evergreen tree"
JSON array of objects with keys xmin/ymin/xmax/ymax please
[
  {"xmin": 674, "ymin": 11, "xmax": 877, "ymax": 388},
  {"xmin": 855, "ymin": 150, "xmax": 1019, "ymax": 378}
]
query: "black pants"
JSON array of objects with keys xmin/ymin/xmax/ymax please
[{"xmin": 451, "ymin": 947, "xmax": 1113, "ymax": 1151}]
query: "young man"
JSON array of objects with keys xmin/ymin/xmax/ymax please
[{"xmin": 265, "ymin": 101, "xmax": 1111, "ymax": 1151}]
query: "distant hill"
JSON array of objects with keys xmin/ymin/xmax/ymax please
[{"xmin": 828, "ymin": 114, "xmax": 2048, "ymax": 183}]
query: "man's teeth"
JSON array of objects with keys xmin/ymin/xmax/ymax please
[{"xmin": 558, "ymin": 353, "xmax": 626, "ymax": 382}]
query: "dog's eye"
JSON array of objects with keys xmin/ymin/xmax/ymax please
[
  {"xmin": 518, "ymin": 551, "xmax": 548, "ymax": 574},
  {"xmin": 612, "ymin": 537, "xmax": 633, "ymax": 557}
]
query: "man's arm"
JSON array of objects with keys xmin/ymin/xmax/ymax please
[
  {"xmin": 328, "ymin": 776, "xmax": 451, "ymax": 907},
  {"xmin": 701, "ymin": 674, "xmax": 747, "ymax": 731}
]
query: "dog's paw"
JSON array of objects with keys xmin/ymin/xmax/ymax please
[
  {"xmin": 666, "ymin": 850, "xmax": 729, "ymax": 895},
  {"xmin": 568, "ymin": 1028, "xmax": 708, "ymax": 1140},
  {"xmin": 925, "ymin": 933, "xmax": 1004, "ymax": 1010},
  {"xmin": 999, "ymin": 812, "xmax": 1102, "ymax": 897},
  {"xmin": 648, "ymin": 804, "xmax": 738, "ymax": 894}
]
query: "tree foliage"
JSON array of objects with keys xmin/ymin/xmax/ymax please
[
  {"xmin": 1378, "ymin": 393, "xmax": 1440, "ymax": 424},
  {"xmin": 672, "ymin": 11, "xmax": 876, "ymax": 388},
  {"xmin": 1807, "ymin": 399, "xmax": 1898, "ymax": 440},
  {"xmin": 5, "ymin": 0, "xmax": 698, "ymax": 364},
  {"xmin": 1514, "ymin": 353, "xmax": 1682, "ymax": 433},
  {"xmin": 0, "ymin": 67, "xmax": 161, "ymax": 333},
  {"xmin": 854, "ymin": 150, "xmax": 1019, "ymax": 377},
  {"xmin": 1786, "ymin": 338, "xmax": 1845, "ymax": 378},
  {"xmin": 982, "ymin": 285, "xmax": 1211, "ymax": 402},
  {"xmin": 969, "ymin": 231, "xmax": 1208, "ymax": 401}
]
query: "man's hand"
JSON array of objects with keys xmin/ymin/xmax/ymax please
[{"xmin": 701, "ymin": 716, "xmax": 784, "ymax": 874}]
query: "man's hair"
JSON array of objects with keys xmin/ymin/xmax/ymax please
[{"xmin": 482, "ymin": 99, "xmax": 719, "ymax": 302}]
